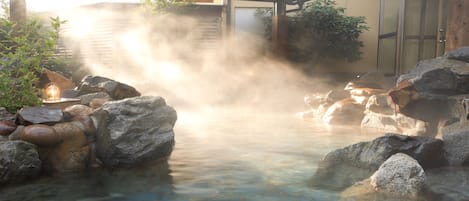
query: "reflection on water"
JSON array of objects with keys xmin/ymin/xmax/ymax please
[{"xmin": 0, "ymin": 110, "xmax": 388, "ymax": 201}]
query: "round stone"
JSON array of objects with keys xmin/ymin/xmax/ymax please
[
  {"xmin": 89, "ymin": 98, "xmax": 110, "ymax": 109},
  {"xmin": 64, "ymin": 104, "xmax": 94, "ymax": 117},
  {"xmin": 0, "ymin": 121, "xmax": 17, "ymax": 136},
  {"xmin": 20, "ymin": 125, "xmax": 62, "ymax": 147}
]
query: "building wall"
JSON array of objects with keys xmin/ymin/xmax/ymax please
[
  {"xmin": 39, "ymin": 3, "xmax": 225, "ymax": 71},
  {"xmin": 446, "ymin": 0, "xmax": 469, "ymax": 51}
]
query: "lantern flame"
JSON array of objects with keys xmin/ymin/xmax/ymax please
[{"xmin": 45, "ymin": 83, "xmax": 61, "ymax": 101}]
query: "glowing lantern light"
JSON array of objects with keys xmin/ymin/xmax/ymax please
[{"xmin": 45, "ymin": 83, "xmax": 61, "ymax": 101}]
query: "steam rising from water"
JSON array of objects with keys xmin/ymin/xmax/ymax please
[{"xmin": 52, "ymin": 6, "xmax": 333, "ymax": 113}]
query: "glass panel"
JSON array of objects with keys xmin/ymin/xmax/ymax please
[
  {"xmin": 378, "ymin": 38, "xmax": 397, "ymax": 74},
  {"xmin": 402, "ymin": 39, "xmax": 419, "ymax": 73},
  {"xmin": 424, "ymin": 0, "xmax": 439, "ymax": 35},
  {"xmin": 234, "ymin": 8, "xmax": 269, "ymax": 36},
  {"xmin": 422, "ymin": 39, "xmax": 437, "ymax": 59},
  {"xmin": 404, "ymin": 0, "xmax": 422, "ymax": 36},
  {"xmin": 381, "ymin": 0, "xmax": 400, "ymax": 34}
]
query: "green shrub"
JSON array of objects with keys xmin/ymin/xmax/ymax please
[
  {"xmin": 0, "ymin": 15, "xmax": 64, "ymax": 112},
  {"xmin": 257, "ymin": 0, "xmax": 369, "ymax": 70},
  {"xmin": 143, "ymin": 0, "xmax": 194, "ymax": 14},
  {"xmin": 254, "ymin": 8, "xmax": 273, "ymax": 41},
  {"xmin": 290, "ymin": 0, "xmax": 368, "ymax": 64}
]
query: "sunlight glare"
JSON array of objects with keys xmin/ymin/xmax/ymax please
[{"xmin": 26, "ymin": 0, "xmax": 140, "ymax": 11}]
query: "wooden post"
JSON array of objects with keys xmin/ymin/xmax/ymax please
[
  {"xmin": 272, "ymin": 0, "xmax": 288, "ymax": 58},
  {"xmin": 10, "ymin": 0, "xmax": 27, "ymax": 23},
  {"xmin": 445, "ymin": 0, "xmax": 469, "ymax": 51},
  {"xmin": 272, "ymin": 15, "xmax": 288, "ymax": 57}
]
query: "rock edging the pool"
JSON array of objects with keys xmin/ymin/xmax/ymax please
[
  {"xmin": 0, "ymin": 75, "xmax": 177, "ymax": 185},
  {"xmin": 312, "ymin": 132, "xmax": 469, "ymax": 200},
  {"xmin": 92, "ymin": 96, "xmax": 177, "ymax": 168},
  {"xmin": 303, "ymin": 47, "xmax": 469, "ymax": 200},
  {"xmin": 310, "ymin": 134, "xmax": 446, "ymax": 190},
  {"xmin": 301, "ymin": 46, "xmax": 469, "ymax": 138}
]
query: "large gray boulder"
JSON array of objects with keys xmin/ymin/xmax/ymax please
[
  {"xmin": 445, "ymin": 46, "xmax": 469, "ymax": 63},
  {"xmin": 388, "ymin": 84, "xmax": 458, "ymax": 124},
  {"xmin": 396, "ymin": 57, "xmax": 469, "ymax": 95},
  {"xmin": 370, "ymin": 153, "xmax": 426, "ymax": 197},
  {"xmin": 92, "ymin": 96, "xmax": 177, "ymax": 167},
  {"xmin": 0, "ymin": 141, "xmax": 41, "ymax": 184},
  {"xmin": 77, "ymin": 76, "xmax": 140, "ymax": 100},
  {"xmin": 341, "ymin": 154, "xmax": 427, "ymax": 201},
  {"xmin": 388, "ymin": 56, "xmax": 469, "ymax": 136},
  {"xmin": 443, "ymin": 130, "xmax": 469, "ymax": 166},
  {"xmin": 310, "ymin": 134, "xmax": 446, "ymax": 190},
  {"xmin": 341, "ymin": 179, "xmax": 431, "ymax": 201}
]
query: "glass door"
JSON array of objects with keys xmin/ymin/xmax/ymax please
[
  {"xmin": 377, "ymin": 0, "xmax": 401, "ymax": 75},
  {"xmin": 400, "ymin": 0, "xmax": 446, "ymax": 73},
  {"xmin": 378, "ymin": 0, "xmax": 447, "ymax": 75}
]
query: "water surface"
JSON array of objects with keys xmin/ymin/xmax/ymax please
[{"xmin": 3, "ymin": 110, "xmax": 462, "ymax": 201}]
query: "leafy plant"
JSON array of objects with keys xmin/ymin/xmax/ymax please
[
  {"xmin": 257, "ymin": 0, "xmax": 369, "ymax": 70},
  {"xmin": 0, "ymin": 12, "xmax": 65, "ymax": 112},
  {"xmin": 142, "ymin": 0, "xmax": 195, "ymax": 14},
  {"xmin": 254, "ymin": 8, "xmax": 273, "ymax": 41}
]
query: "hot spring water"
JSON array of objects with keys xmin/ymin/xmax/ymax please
[
  {"xmin": 0, "ymin": 110, "xmax": 377, "ymax": 200},
  {"xmin": 1, "ymin": 110, "xmax": 468, "ymax": 201}
]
